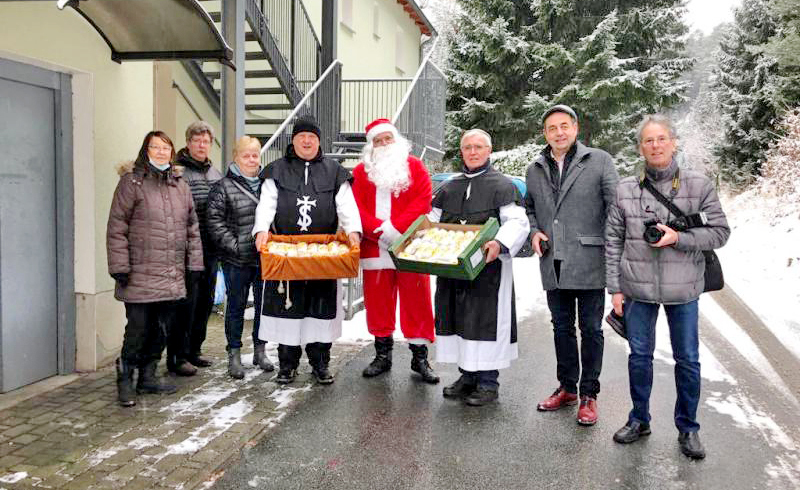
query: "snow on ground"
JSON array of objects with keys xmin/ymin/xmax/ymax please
[{"xmin": 717, "ymin": 191, "xmax": 800, "ymax": 360}]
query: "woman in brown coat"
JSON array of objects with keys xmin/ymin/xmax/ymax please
[{"xmin": 106, "ymin": 131, "xmax": 204, "ymax": 407}]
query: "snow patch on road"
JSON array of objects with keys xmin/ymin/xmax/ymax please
[
  {"xmin": 261, "ymin": 385, "xmax": 312, "ymax": 428},
  {"xmin": 701, "ymin": 295, "xmax": 798, "ymax": 403},
  {"xmin": 165, "ymin": 399, "xmax": 253, "ymax": 455},
  {"xmin": 706, "ymin": 391, "xmax": 795, "ymax": 451},
  {"xmin": 512, "ymin": 257, "xmax": 548, "ymax": 319},
  {"xmin": 0, "ymin": 472, "xmax": 27, "ymax": 484}
]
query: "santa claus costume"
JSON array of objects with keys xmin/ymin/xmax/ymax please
[{"xmin": 351, "ymin": 118, "xmax": 439, "ymax": 383}]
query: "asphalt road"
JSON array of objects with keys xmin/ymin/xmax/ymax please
[{"xmin": 213, "ymin": 298, "xmax": 800, "ymax": 490}]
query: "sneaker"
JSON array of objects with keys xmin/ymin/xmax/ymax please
[
  {"xmin": 537, "ymin": 387, "xmax": 578, "ymax": 411},
  {"xmin": 577, "ymin": 396, "xmax": 598, "ymax": 426}
]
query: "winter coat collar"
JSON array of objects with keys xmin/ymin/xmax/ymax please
[
  {"xmin": 175, "ymin": 147, "xmax": 213, "ymax": 173},
  {"xmin": 116, "ymin": 160, "xmax": 184, "ymax": 184}
]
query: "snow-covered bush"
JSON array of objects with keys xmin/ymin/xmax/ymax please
[
  {"xmin": 491, "ymin": 142, "xmax": 544, "ymax": 177},
  {"xmin": 756, "ymin": 108, "xmax": 800, "ymax": 215}
]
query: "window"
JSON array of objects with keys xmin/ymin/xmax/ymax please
[{"xmin": 341, "ymin": 0, "xmax": 355, "ymax": 32}]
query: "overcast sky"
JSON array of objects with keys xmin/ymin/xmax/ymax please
[{"xmin": 685, "ymin": 0, "xmax": 742, "ymax": 34}]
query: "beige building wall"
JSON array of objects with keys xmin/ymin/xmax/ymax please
[
  {"xmin": 302, "ymin": 0, "xmax": 422, "ymax": 78},
  {"xmin": 0, "ymin": 3, "xmax": 223, "ymax": 372}
]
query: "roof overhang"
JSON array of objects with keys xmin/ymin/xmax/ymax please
[
  {"xmin": 56, "ymin": 0, "xmax": 234, "ymax": 67},
  {"xmin": 396, "ymin": 0, "xmax": 436, "ymax": 37}
]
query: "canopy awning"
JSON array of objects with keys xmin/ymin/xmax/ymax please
[{"xmin": 57, "ymin": 0, "xmax": 234, "ymax": 67}]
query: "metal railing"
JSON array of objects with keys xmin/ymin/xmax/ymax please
[
  {"xmin": 260, "ymin": 0, "xmax": 321, "ymax": 93},
  {"xmin": 340, "ymin": 79, "xmax": 412, "ymax": 134},
  {"xmin": 393, "ymin": 38, "xmax": 446, "ymax": 163},
  {"xmin": 260, "ymin": 59, "xmax": 342, "ymax": 164}
]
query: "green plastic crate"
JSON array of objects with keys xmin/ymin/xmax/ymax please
[{"xmin": 388, "ymin": 216, "xmax": 499, "ymax": 281}]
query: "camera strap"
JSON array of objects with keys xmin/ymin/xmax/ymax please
[{"xmin": 640, "ymin": 174, "xmax": 687, "ymax": 219}]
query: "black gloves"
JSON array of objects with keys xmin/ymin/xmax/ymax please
[{"xmin": 110, "ymin": 272, "xmax": 129, "ymax": 288}]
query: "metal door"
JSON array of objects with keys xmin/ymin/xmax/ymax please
[{"xmin": 0, "ymin": 64, "xmax": 60, "ymax": 391}]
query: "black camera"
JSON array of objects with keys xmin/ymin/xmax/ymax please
[
  {"xmin": 643, "ymin": 219, "xmax": 665, "ymax": 244},
  {"xmin": 643, "ymin": 212, "xmax": 708, "ymax": 244}
]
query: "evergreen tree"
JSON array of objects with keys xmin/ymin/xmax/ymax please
[
  {"xmin": 711, "ymin": 0, "xmax": 781, "ymax": 185},
  {"xmin": 764, "ymin": 0, "xmax": 800, "ymax": 69},
  {"xmin": 445, "ymin": 0, "xmax": 693, "ymax": 171}
]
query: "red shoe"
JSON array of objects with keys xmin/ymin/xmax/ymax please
[
  {"xmin": 537, "ymin": 387, "xmax": 578, "ymax": 411},
  {"xmin": 577, "ymin": 395, "xmax": 598, "ymax": 426}
]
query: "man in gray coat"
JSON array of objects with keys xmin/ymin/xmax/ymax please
[
  {"xmin": 525, "ymin": 105, "xmax": 619, "ymax": 426},
  {"xmin": 606, "ymin": 114, "xmax": 729, "ymax": 459}
]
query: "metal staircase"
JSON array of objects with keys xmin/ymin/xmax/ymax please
[{"xmin": 193, "ymin": 0, "xmax": 320, "ymax": 146}]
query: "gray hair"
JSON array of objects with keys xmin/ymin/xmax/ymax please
[
  {"xmin": 185, "ymin": 120, "xmax": 215, "ymax": 142},
  {"xmin": 460, "ymin": 128, "xmax": 492, "ymax": 148},
  {"xmin": 636, "ymin": 114, "xmax": 677, "ymax": 144}
]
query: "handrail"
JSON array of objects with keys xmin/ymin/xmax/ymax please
[
  {"xmin": 392, "ymin": 36, "xmax": 440, "ymax": 124},
  {"xmin": 260, "ymin": 59, "xmax": 343, "ymax": 156}
]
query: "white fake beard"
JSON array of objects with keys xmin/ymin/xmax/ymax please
[{"xmin": 365, "ymin": 142, "xmax": 411, "ymax": 196}]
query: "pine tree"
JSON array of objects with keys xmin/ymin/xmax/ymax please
[
  {"xmin": 711, "ymin": 0, "xmax": 781, "ymax": 185},
  {"xmin": 445, "ymin": 0, "xmax": 693, "ymax": 171}
]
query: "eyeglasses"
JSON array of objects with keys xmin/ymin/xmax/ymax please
[
  {"xmin": 461, "ymin": 144, "xmax": 488, "ymax": 152},
  {"xmin": 148, "ymin": 145, "xmax": 172, "ymax": 152},
  {"xmin": 642, "ymin": 136, "xmax": 673, "ymax": 147},
  {"xmin": 190, "ymin": 138, "xmax": 211, "ymax": 147}
]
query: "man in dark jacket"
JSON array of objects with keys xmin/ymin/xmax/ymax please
[
  {"xmin": 606, "ymin": 114, "xmax": 729, "ymax": 459},
  {"xmin": 525, "ymin": 105, "xmax": 619, "ymax": 426},
  {"xmin": 170, "ymin": 121, "xmax": 223, "ymax": 375},
  {"xmin": 207, "ymin": 136, "xmax": 275, "ymax": 379}
]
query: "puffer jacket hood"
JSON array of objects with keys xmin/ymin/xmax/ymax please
[{"xmin": 605, "ymin": 166, "xmax": 730, "ymax": 304}]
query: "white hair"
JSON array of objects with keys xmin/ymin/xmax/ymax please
[
  {"xmin": 460, "ymin": 129, "xmax": 492, "ymax": 148},
  {"xmin": 636, "ymin": 114, "xmax": 678, "ymax": 144}
]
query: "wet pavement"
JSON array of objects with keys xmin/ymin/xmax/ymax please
[{"xmin": 212, "ymin": 301, "xmax": 800, "ymax": 490}]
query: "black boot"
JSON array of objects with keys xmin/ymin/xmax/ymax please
[
  {"xmin": 678, "ymin": 432, "xmax": 706, "ymax": 459},
  {"xmin": 137, "ymin": 360, "xmax": 177, "ymax": 394},
  {"xmin": 409, "ymin": 344, "xmax": 440, "ymax": 384},
  {"xmin": 307, "ymin": 343, "xmax": 334, "ymax": 385},
  {"xmin": 253, "ymin": 343, "xmax": 275, "ymax": 372},
  {"xmin": 276, "ymin": 344, "xmax": 300, "ymax": 385},
  {"xmin": 116, "ymin": 358, "xmax": 136, "ymax": 407},
  {"xmin": 227, "ymin": 348, "xmax": 245, "ymax": 379},
  {"xmin": 362, "ymin": 337, "xmax": 393, "ymax": 378}
]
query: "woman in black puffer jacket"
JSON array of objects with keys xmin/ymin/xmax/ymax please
[{"xmin": 207, "ymin": 136, "xmax": 275, "ymax": 379}]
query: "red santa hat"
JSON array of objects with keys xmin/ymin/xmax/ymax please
[{"xmin": 365, "ymin": 118, "xmax": 398, "ymax": 144}]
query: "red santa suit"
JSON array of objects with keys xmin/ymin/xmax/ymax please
[{"xmin": 352, "ymin": 152, "xmax": 435, "ymax": 343}]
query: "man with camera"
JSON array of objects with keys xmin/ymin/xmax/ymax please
[
  {"xmin": 605, "ymin": 114, "xmax": 730, "ymax": 459},
  {"xmin": 525, "ymin": 105, "xmax": 619, "ymax": 425}
]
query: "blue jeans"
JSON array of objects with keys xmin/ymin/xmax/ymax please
[
  {"xmin": 625, "ymin": 299, "xmax": 701, "ymax": 433},
  {"xmin": 222, "ymin": 263, "xmax": 264, "ymax": 350},
  {"xmin": 545, "ymin": 289, "xmax": 605, "ymax": 397}
]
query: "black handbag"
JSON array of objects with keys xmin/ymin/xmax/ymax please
[{"xmin": 641, "ymin": 177, "xmax": 724, "ymax": 293}]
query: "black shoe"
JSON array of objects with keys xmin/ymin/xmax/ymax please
[
  {"xmin": 312, "ymin": 367, "xmax": 334, "ymax": 385},
  {"xmin": 464, "ymin": 387, "xmax": 498, "ymax": 406},
  {"xmin": 613, "ymin": 421, "xmax": 652, "ymax": 444},
  {"xmin": 275, "ymin": 366, "xmax": 297, "ymax": 385},
  {"xmin": 678, "ymin": 432, "xmax": 706, "ymax": 460},
  {"xmin": 188, "ymin": 354, "xmax": 213, "ymax": 368},
  {"xmin": 409, "ymin": 344, "xmax": 440, "ymax": 384},
  {"xmin": 363, "ymin": 337, "xmax": 393, "ymax": 377},
  {"xmin": 168, "ymin": 360, "xmax": 198, "ymax": 377},
  {"xmin": 443, "ymin": 376, "xmax": 477, "ymax": 399}
]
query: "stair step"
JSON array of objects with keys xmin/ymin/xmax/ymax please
[
  {"xmin": 245, "ymin": 118, "xmax": 285, "ymax": 125},
  {"xmin": 246, "ymin": 103, "xmax": 292, "ymax": 110},
  {"xmin": 203, "ymin": 70, "xmax": 276, "ymax": 80},
  {"xmin": 332, "ymin": 142, "xmax": 365, "ymax": 148},
  {"xmin": 324, "ymin": 153, "xmax": 362, "ymax": 160},
  {"xmin": 216, "ymin": 87, "xmax": 285, "ymax": 95},
  {"xmin": 246, "ymin": 52, "xmax": 267, "ymax": 60},
  {"xmin": 209, "ymin": 12, "xmax": 221, "ymax": 22}
]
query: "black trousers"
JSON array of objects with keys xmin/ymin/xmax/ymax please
[
  {"xmin": 168, "ymin": 257, "xmax": 217, "ymax": 365},
  {"xmin": 122, "ymin": 301, "xmax": 178, "ymax": 366},
  {"xmin": 546, "ymin": 288, "xmax": 605, "ymax": 397},
  {"xmin": 278, "ymin": 342, "xmax": 331, "ymax": 369}
]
